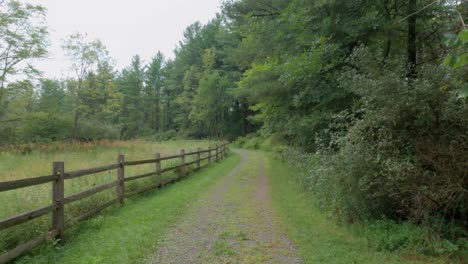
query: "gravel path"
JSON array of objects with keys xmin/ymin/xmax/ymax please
[{"xmin": 152, "ymin": 149, "xmax": 302, "ymax": 264}]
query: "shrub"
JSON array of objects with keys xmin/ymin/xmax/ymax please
[
  {"xmin": 19, "ymin": 113, "xmax": 73, "ymax": 142},
  {"xmin": 76, "ymin": 119, "xmax": 120, "ymax": 141},
  {"xmin": 329, "ymin": 49, "xmax": 468, "ymax": 223},
  {"xmin": 280, "ymin": 48, "xmax": 468, "ymax": 257}
]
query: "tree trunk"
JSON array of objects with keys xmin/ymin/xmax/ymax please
[
  {"xmin": 72, "ymin": 79, "xmax": 83, "ymax": 141},
  {"xmin": 155, "ymin": 93, "xmax": 160, "ymax": 132},
  {"xmin": 72, "ymin": 109, "xmax": 80, "ymax": 140},
  {"xmin": 407, "ymin": 0, "xmax": 417, "ymax": 79}
]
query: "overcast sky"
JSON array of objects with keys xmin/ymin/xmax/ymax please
[{"xmin": 27, "ymin": 0, "xmax": 222, "ymax": 79}]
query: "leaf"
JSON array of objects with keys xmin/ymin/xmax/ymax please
[
  {"xmin": 443, "ymin": 56, "xmax": 456, "ymax": 67},
  {"xmin": 453, "ymin": 54, "xmax": 468, "ymax": 69},
  {"xmin": 444, "ymin": 33, "xmax": 459, "ymax": 47},
  {"xmin": 459, "ymin": 29, "xmax": 468, "ymax": 42},
  {"xmin": 458, "ymin": 85, "xmax": 468, "ymax": 99}
]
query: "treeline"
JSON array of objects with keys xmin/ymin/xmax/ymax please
[
  {"xmin": 0, "ymin": 1, "xmax": 252, "ymax": 144},
  {"xmin": 1, "ymin": 0, "xmax": 467, "ymax": 251},
  {"xmin": 0, "ymin": 27, "xmax": 247, "ymax": 143}
]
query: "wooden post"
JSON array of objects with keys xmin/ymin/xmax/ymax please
[
  {"xmin": 156, "ymin": 153, "xmax": 162, "ymax": 187},
  {"xmin": 208, "ymin": 147, "xmax": 212, "ymax": 163},
  {"xmin": 52, "ymin": 161, "xmax": 65, "ymax": 241},
  {"xmin": 179, "ymin": 149, "xmax": 185, "ymax": 178},
  {"xmin": 221, "ymin": 143, "xmax": 225, "ymax": 159},
  {"xmin": 215, "ymin": 144, "xmax": 219, "ymax": 161},
  {"xmin": 197, "ymin": 147, "xmax": 201, "ymax": 170},
  {"xmin": 117, "ymin": 154, "xmax": 125, "ymax": 205}
]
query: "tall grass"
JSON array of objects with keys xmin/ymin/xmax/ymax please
[{"xmin": 0, "ymin": 140, "xmax": 214, "ymax": 254}]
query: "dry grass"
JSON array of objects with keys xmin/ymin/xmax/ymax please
[{"xmin": 0, "ymin": 139, "xmax": 214, "ymax": 254}]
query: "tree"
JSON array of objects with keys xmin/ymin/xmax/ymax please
[
  {"xmin": 0, "ymin": 0, "xmax": 48, "ymax": 104},
  {"xmin": 116, "ymin": 55, "xmax": 145, "ymax": 138},
  {"xmin": 80, "ymin": 62, "xmax": 122, "ymax": 121},
  {"xmin": 37, "ymin": 79, "xmax": 67, "ymax": 114},
  {"xmin": 62, "ymin": 33, "xmax": 110, "ymax": 139},
  {"xmin": 145, "ymin": 52, "xmax": 165, "ymax": 132}
]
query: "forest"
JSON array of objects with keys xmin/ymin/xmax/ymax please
[{"xmin": 0, "ymin": 0, "xmax": 467, "ymax": 259}]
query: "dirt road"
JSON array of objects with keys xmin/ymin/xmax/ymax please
[{"xmin": 152, "ymin": 149, "xmax": 302, "ymax": 263}]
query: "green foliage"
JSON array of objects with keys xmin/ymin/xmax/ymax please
[
  {"xmin": 0, "ymin": 0, "xmax": 48, "ymax": 93},
  {"xmin": 144, "ymin": 130, "xmax": 179, "ymax": 141},
  {"xmin": 353, "ymin": 220, "xmax": 429, "ymax": 253},
  {"xmin": 266, "ymin": 153, "xmax": 449, "ymax": 263},
  {"xmin": 234, "ymin": 134, "xmax": 262, "ymax": 150},
  {"xmin": 0, "ymin": 0, "xmax": 466, "ymax": 259},
  {"xmin": 444, "ymin": 29, "xmax": 468, "ymax": 98},
  {"xmin": 19, "ymin": 113, "xmax": 73, "ymax": 142},
  {"xmin": 75, "ymin": 119, "xmax": 119, "ymax": 141}
]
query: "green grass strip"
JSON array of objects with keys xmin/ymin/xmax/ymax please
[
  {"xmin": 14, "ymin": 154, "xmax": 241, "ymax": 264},
  {"xmin": 266, "ymin": 154, "xmax": 448, "ymax": 264}
]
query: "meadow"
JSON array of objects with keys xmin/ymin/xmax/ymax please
[{"xmin": 0, "ymin": 140, "xmax": 215, "ymax": 255}]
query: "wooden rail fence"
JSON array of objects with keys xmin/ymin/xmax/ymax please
[{"xmin": 0, "ymin": 142, "xmax": 229, "ymax": 263}]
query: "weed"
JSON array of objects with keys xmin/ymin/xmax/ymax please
[
  {"xmin": 238, "ymin": 231, "xmax": 249, "ymax": 241},
  {"xmin": 212, "ymin": 241, "xmax": 236, "ymax": 257}
]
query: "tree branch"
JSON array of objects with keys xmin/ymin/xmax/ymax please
[
  {"xmin": 454, "ymin": 9, "xmax": 466, "ymax": 30},
  {"xmin": 393, "ymin": 0, "xmax": 437, "ymax": 25}
]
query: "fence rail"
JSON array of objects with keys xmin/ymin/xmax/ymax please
[{"xmin": 0, "ymin": 142, "xmax": 229, "ymax": 263}]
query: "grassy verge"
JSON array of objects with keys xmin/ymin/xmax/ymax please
[
  {"xmin": 266, "ymin": 154, "xmax": 450, "ymax": 264},
  {"xmin": 0, "ymin": 140, "xmax": 214, "ymax": 253},
  {"xmin": 11, "ymin": 152, "xmax": 240, "ymax": 264}
]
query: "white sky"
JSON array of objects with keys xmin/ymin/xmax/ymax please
[{"xmin": 26, "ymin": 0, "xmax": 222, "ymax": 79}]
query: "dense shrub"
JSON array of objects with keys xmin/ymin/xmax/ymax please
[
  {"xmin": 234, "ymin": 134, "xmax": 260, "ymax": 149},
  {"xmin": 277, "ymin": 49, "xmax": 468, "ymax": 256},
  {"xmin": 76, "ymin": 119, "xmax": 120, "ymax": 141},
  {"xmin": 19, "ymin": 113, "xmax": 73, "ymax": 142},
  {"xmin": 327, "ymin": 49, "xmax": 468, "ymax": 223}
]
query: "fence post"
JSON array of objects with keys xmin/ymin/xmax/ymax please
[
  {"xmin": 197, "ymin": 147, "xmax": 201, "ymax": 170},
  {"xmin": 156, "ymin": 153, "xmax": 162, "ymax": 187},
  {"xmin": 221, "ymin": 143, "xmax": 225, "ymax": 159},
  {"xmin": 179, "ymin": 149, "xmax": 185, "ymax": 178},
  {"xmin": 52, "ymin": 161, "xmax": 65, "ymax": 241},
  {"xmin": 208, "ymin": 147, "xmax": 212, "ymax": 163},
  {"xmin": 215, "ymin": 144, "xmax": 219, "ymax": 161},
  {"xmin": 117, "ymin": 154, "xmax": 125, "ymax": 205}
]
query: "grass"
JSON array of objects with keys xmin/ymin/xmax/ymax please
[
  {"xmin": 12, "ymin": 151, "xmax": 241, "ymax": 264},
  {"xmin": 266, "ymin": 154, "xmax": 451, "ymax": 264},
  {"xmin": 0, "ymin": 140, "xmax": 215, "ymax": 255}
]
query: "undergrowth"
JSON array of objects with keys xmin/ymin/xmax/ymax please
[{"xmin": 266, "ymin": 153, "xmax": 457, "ymax": 263}]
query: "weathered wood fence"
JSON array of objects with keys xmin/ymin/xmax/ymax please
[{"xmin": 0, "ymin": 142, "xmax": 229, "ymax": 263}]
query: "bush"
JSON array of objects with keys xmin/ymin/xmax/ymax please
[
  {"xmin": 279, "ymin": 48, "xmax": 468, "ymax": 257},
  {"xmin": 19, "ymin": 113, "xmax": 73, "ymax": 142},
  {"xmin": 76, "ymin": 119, "xmax": 120, "ymax": 141},
  {"xmin": 353, "ymin": 220, "xmax": 429, "ymax": 253},
  {"xmin": 234, "ymin": 134, "xmax": 261, "ymax": 149},
  {"xmin": 329, "ymin": 49, "xmax": 468, "ymax": 223},
  {"xmin": 145, "ymin": 130, "xmax": 179, "ymax": 141}
]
